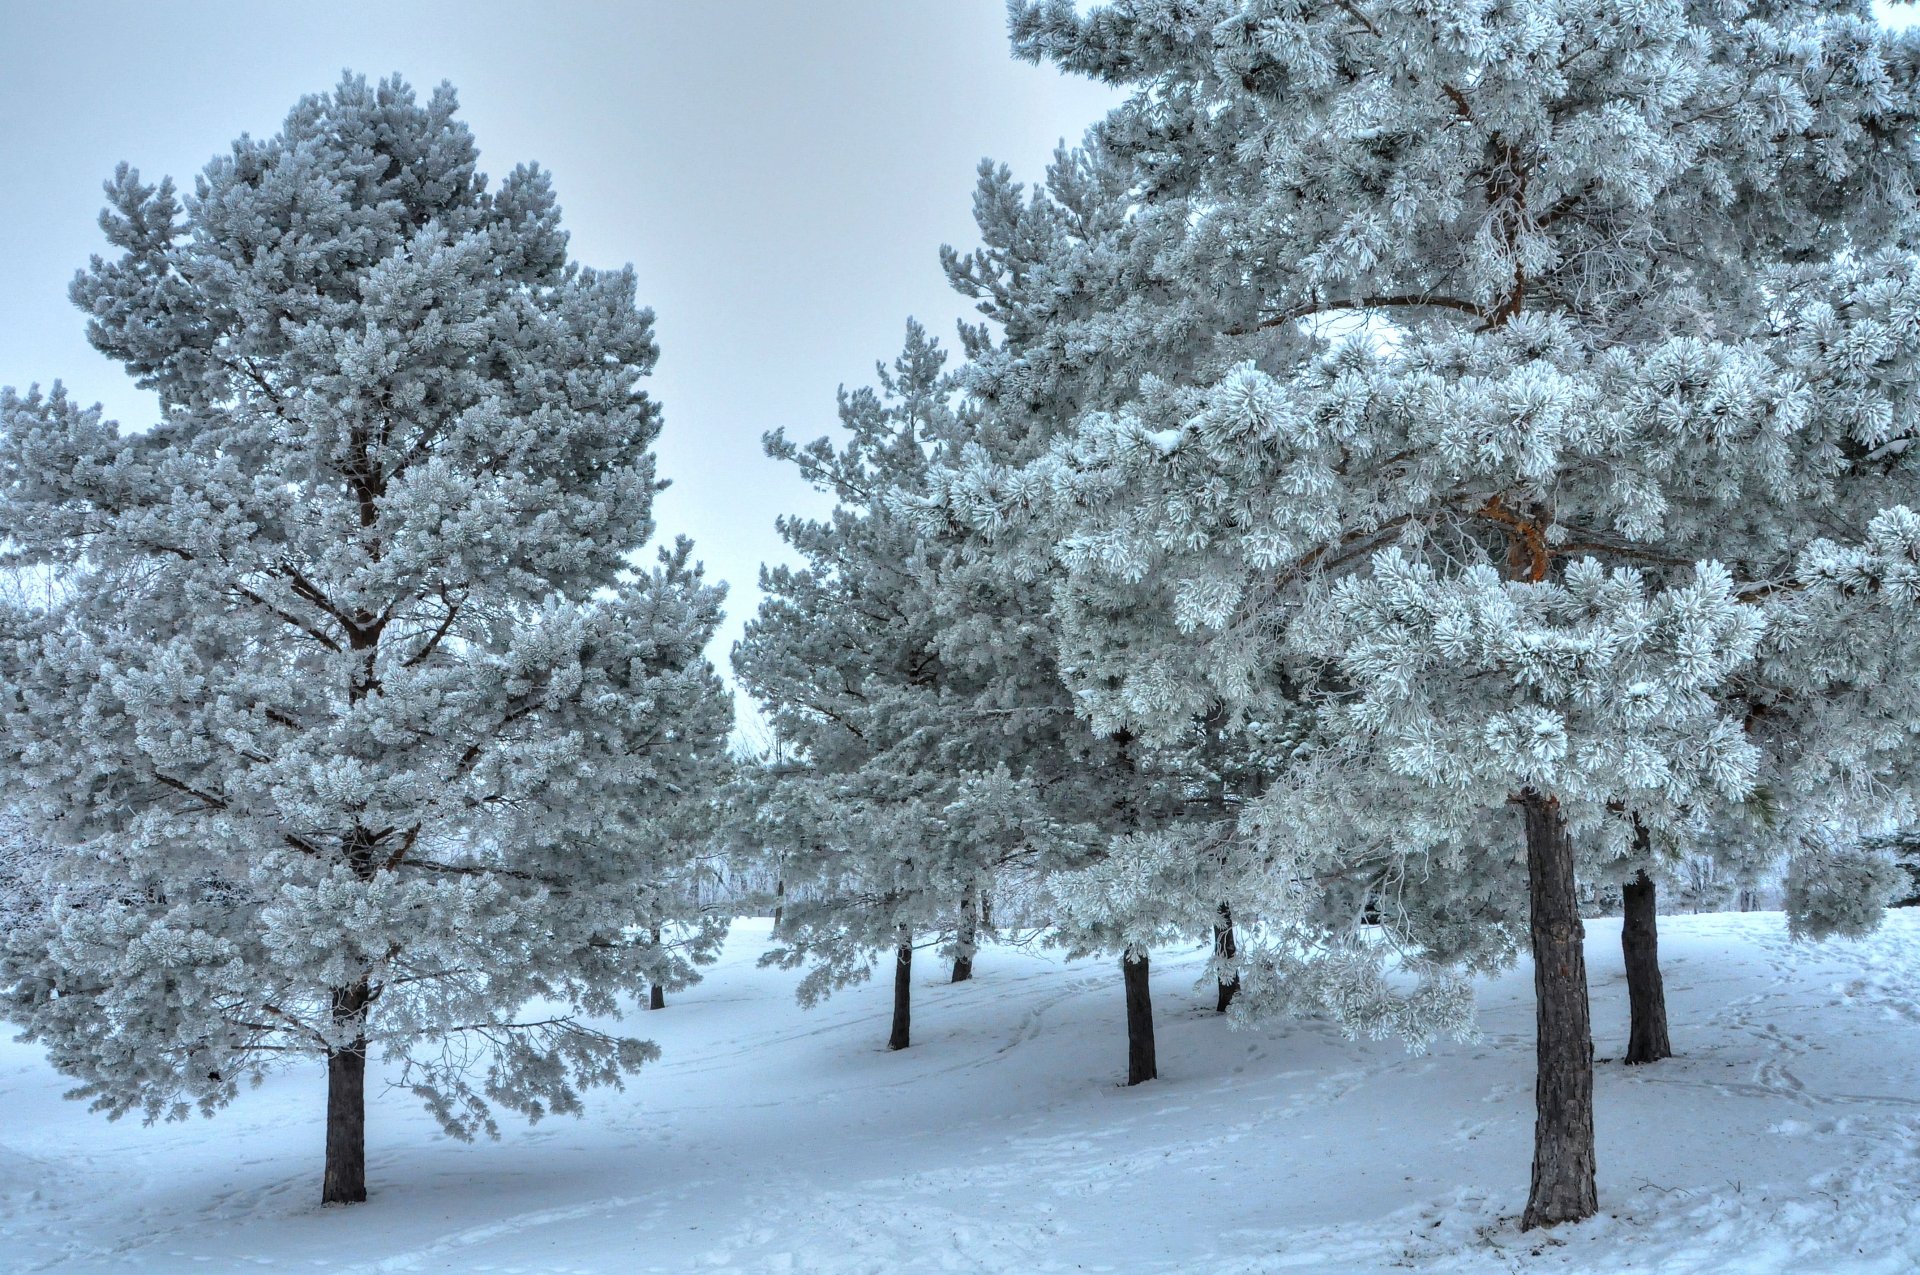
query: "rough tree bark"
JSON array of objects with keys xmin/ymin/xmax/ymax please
[
  {"xmin": 1520, "ymin": 791, "xmax": 1598, "ymax": 1230},
  {"xmin": 1621, "ymin": 867, "xmax": 1672, "ymax": 1065},
  {"xmin": 1213, "ymin": 902, "xmax": 1240, "ymax": 1013},
  {"xmin": 321, "ymin": 981, "xmax": 371, "ymax": 1205},
  {"xmin": 1123, "ymin": 950, "xmax": 1157, "ymax": 1085},
  {"xmin": 952, "ymin": 887, "xmax": 977, "ymax": 983},
  {"xmin": 648, "ymin": 923, "xmax": 667, "ymax": 1010},
  {"xmin": 888, "ymin": 926, "xmax": 912, "ymax": 1051},
  {"xmin": 324, "ymin": 817, "xmax": 380, "ymax": 1206}
]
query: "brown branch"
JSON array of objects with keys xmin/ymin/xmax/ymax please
[
  {"xmin": 449, "ymin": 698, "xmax": 544, "ymax": 781},
  {"xmin": 1556, "ymin": 39, "xmax": 1601, "ymax": 71},
  {"xmin": 1482, "ymin": 139, "xmax": 1530, "ymax": 329},
  {"xmin": 1537, "ymin": 182, "xmax": 1599, "ymax": 230},
  {"xmin": 401, "ymin": 587, "xmax": 463, "ymax": 669},
  {"xmin": 1735, "ymin": 577, "xmax": 1807, "ymax": 605},
  {"xmin": 1477, "ymin": 496, "xmax": 1549, "ymax": 582},
  {"xmin": 229, "ymin": 582, "xmax": 343, "ymax": 652},
  {"xmin": 379, "ymin": 965, "xmax": 491, "ymax": 988},
  {"xmin": 275, "ymin": 561, "xmax": 361, "ymax": 638},
  {"xmin": 152, "ymin": 771, "xmax": 227, "ymax": 812},
  {"xmin": 381, "ymin": 825, "xmax": 421, "ymax": 872},
  {"xmin": 438, "ymin": 1016, "xmax": 604, "ymax": 1037},
  {"xmin": 1554, "ymin": 540, "xmax": 1694, "ymax": 568},
  {"xmin": 1226, "ymin": 513, "xmax": 1420, "ymax": 632},
  {"xmin": 796, "ymin": 697, "xmax": 867, "ymax": 741},
  {"xmin": 258, "ymin": 1002, "xmax": 331, "ymax": 1047},
  {"xmin": 1334, "ymin": 0, "xmax": 1379, "ymax": 37},
  {"xmin": 406, "ymin": 860, "xmax": 572, "ymax": 890},
  {"xmin": 1230, "ymin": 293, "xmax": 1488, "ymax": 336},
  {"xmin": 128, "ymin": 539, "xmax": 340, "ymax": 653}
]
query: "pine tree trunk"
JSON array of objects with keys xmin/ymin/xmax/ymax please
[
  {"xmin": 321, "ymin": 982, "xmax": 370, "ymax": 1205},
  {"xmin": 1123, "ymin": 950, "xmax": 1156, "ymax": 1085},
  {"xmin": 1621, "ymin": 869, "xmax": 1671, "ymax": 1065},
  {"xmin": 772, "ymin": 874, "xmax": 785, "ymax": 938},
  {"xmin": 888, "ymin": 926, "xmax": 912, "ymax": 1051},
  {"xmin": 1213, "ymin": 902, "xmax": 1240, "ymax": 1013},
  {"xmin": 952, "ymin": 887, "xmax": 977, "ymax": 983},
  {"xmin": 648, "ymin": 924, "xmax": 667, "ymax": 1009},
  {"xmin": 1520, "ymin": 791, "xmax": 1598, "ymax": 1230},
  {"xmin": 325, "ymin": 821, "xmax": 378, "ymax": 1205}
]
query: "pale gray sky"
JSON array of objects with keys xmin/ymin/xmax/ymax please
[{"xmin": 0, "ymin": 0, "xmax": 1114, "ymax": 702}]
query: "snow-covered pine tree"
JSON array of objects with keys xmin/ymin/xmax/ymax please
[
  {"xmin": 935, "ymin": 146, "xmax": 1313, "ymax": 1077},
  {"xmin": 0, "ymin": 75, "xmax": 730, "ymax": 1205},
  {"xmin": 737, "ymin": 322, "xmax": 1122, "ymax": 1052},
  {"xmin": 637, "ymin": 778, "xmax": 735, "ymax": 1014},
  {"xmin": 1184, "ymin": 703, "xmax": 1300, "ymax": 1014},
  {"xmin": 712, "ymin": 721, "xmax": 807, "ymax": 939},
  {"xmin": 927, "ymin": 0, "xmax": 1920, "ymax": 1229}
]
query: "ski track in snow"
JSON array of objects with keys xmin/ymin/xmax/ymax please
[{"xmin": 4, "ymin": 912, "xmax": 1920, "ymax": 1273}]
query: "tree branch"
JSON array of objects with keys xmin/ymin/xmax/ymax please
[
  {"xmin": 1229, "ymin": 293, "xmax": 1488, "ymax": 336},
  {"xmin": 402, "ymin": 586, "xmax": 464, "ymax": 669}
]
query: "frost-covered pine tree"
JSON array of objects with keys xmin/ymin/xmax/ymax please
[
  {"xmin": 0, "ymin": 75, "xmax": 730, "ymax": 1205},
  {"xmin": 936, "ymin": 147, "xmax": 1305, "ymax": 1079},
  {"xmin": 927, "ymin": 0, "xmax": 1920, "ymax": 1228},
  {"xmin": 738, "ymin": 322, "xmax": 1129, "ymax": 1053},
  {"xmin": 737, "ymin": 323, "xmax": 993, "ymax": 1051}
]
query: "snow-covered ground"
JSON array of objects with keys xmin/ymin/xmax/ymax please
[{"xmin": 3, "ymin": 910, "xmax": 1918, "ymax": 1273}]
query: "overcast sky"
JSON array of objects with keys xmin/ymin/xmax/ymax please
[{"xmin": 0, "ymin": 0, "xmax": 1114, "ymax": 713}]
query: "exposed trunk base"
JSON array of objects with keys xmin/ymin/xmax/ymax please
[
  {"xmin": 888, "ymin": 928, "xmax": 912, "ymax": 1051},
  {"xmin": 953, "ymin": 888, "xmax": 977, "ymax": 983},
  {"xmin": 648, "ymin": 924, "xmax": 667, "ymax": 1010},
  {"xmin": 1213, "ymin": 903, "xmax": 1240, "ymax": 1014},
  {"xmin": 1622, "ymin": 869, "xmax": 1672, "ymax": 1065},
  {"xmin": 321, "ymin": 983, "xmax": 370, "ymax": 1206},
  {"xmin": 1521, "ymin": 792, "xmax": 1598, "ymax": 1230},
  {"xmin": 1123, "ymin": 951, "xmax": 1156, "ymax": 1085}
]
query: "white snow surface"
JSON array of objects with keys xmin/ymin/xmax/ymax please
[{"xmin": 4, "ymin": 911, "xmax": 1919, "ymax": 1273}]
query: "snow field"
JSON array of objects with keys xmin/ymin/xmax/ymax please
[{"xmin": 3, "ymin": 910, "xmax": 1918, "ymax": 1273}]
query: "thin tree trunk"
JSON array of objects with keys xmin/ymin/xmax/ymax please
[
  {"xmin": 979, "ymin": 890, "xmax": 992, "ymax": 929},
  {"xmin": 1123, "ymin": 950, "xmax": 1156, "ymax": 1085},
  {"xmin": 888, "ymin": 926, "xmax": 912, "ymax": 1051},
  {"xmin": 772, "ymin": 874, "xmax": 785, "ymax": 937},
  {"xmin": 952, "ymin": 886, "xmax": 977, "ymax": 983},
  {"xmin": 1213, "ymin": 902, "xmax": 1240, "ymax": 1013},
  {"xmin": 648, "ymin": 923, "xmax": 666, "ymax": 1009},
  {"xmin": 1520, "ymin": 791, "xmax": 1598, "ymax": 1230},
  {"xmin": 1621, "ymin": 869, "xmax": 1671, "ymax": 1064},
  {"xmin": 321, "ymin": 982, "xmax": 370, "ymax": 1205}
]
